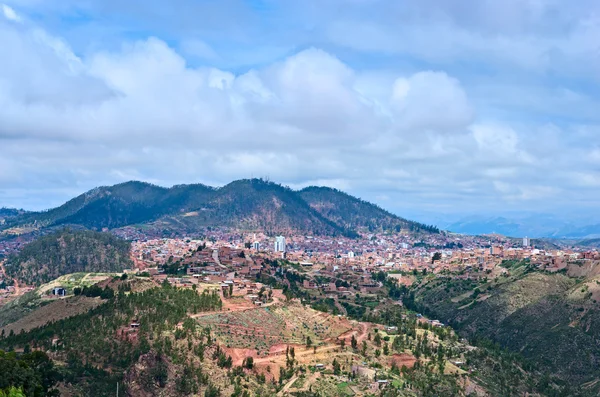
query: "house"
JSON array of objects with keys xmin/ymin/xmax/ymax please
[
  {"xmin": 303, "ymin": 280, "xmax": 318, "ymax": 289},
  {"xmin": 221, "ymin": 284, "xmax": 231, "ymax": 294},
  {"xmin": 52, "ymin": 287, "xmax": 66, "ymax": 297}
]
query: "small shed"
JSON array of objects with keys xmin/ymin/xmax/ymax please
[{"xmin": 52, "ymin": 287, "xmax": 66, "ymax": 297}]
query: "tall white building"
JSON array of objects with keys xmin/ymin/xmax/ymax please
[
  {"xmin": 252, "ymin": 241, "xmax": 260, "ymax": 251},
  {"xmin": 523, "ymin": 236, "xmax": 530, "ymax": 247},
  {"xmin": 274, "ymin": 236, "xmax": 286, "ymax": 252}
]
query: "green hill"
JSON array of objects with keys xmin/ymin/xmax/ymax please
[
  {"xmin": 0, "ymin": 280, "xmax": 222, "ymax": 396},
  {"xmin": 299, "ymin": 186, "xmax": 438, "ymax": 233},
  {"xmin": 2, "ymin": 179, "xmax": 436, "ymax": 237},
  {"xmin": 406, "ymin": 261, "xmax": 600, "ymax": 396},
  {"xmin": 4, "ymin": 182, "xmax": 168, "ymax": 230},
  {"xmin": 0, "ymin": 209, "xmax": 28, "ymax": 226},
  {"xmin": 4, "ymin": 229, "xmax": 133, "ymax": 285},
  {"xmin": 162, "ymin": 179, "xmax": 351, "ymax": 236}
]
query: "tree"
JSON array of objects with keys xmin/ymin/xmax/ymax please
[
  {"xmin": 204, "ymin": 384, "xmax": 221, "ymax": 397},
  {"xmin": 432, "ymin": 252, "xmax": 442, "ymax": 263},
  {"xmin": 351, "ymin": 335, "xmax": 358, "ymax": 350},
  {"xmin": 374, "ymin": 332, "xmax": 382, "ymax": 347},
  {"xmin": 306, "ymin": 336, "xmax": 312, "ymax": 347},
  {"xmin": 0, "ymin": 387, "xmax": 25, "ymax": 397},
  {"xmin": 332, "ymin": 359, "xmax": 341, "ymax": 375}
]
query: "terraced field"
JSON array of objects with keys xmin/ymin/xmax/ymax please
[
  {"xmin": 199, "ymin": 307, "xmax": 289, "ymax": 350},
  {"xmin": 198, "ymin": 302, "xmax": 352, "ymax": 350}
]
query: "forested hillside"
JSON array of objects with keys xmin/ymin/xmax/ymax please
[
  {"xmin": 1, "ymin": 179, "xmax": 438, "ymax": 237},
  {"xmin": 4, "ymin": 182, "xmax": 170, "ymax": 230},
  {"xmin": 0, "ymin": 280, "xmax": 222, "ymax": 396},
  {"xmin": 4, "ymin": 229, "xmax": 133, "ymax": 285},
  {"xmin": 406, "ymin": 261, "xmax": 600, "ymax": 396},
  {"xmin": 299, "ymin": 186, "xmax": 439, "ymax": 233},
  {"xmin": 0, "ymin": 350, "xmax": 59, "ymax": 396},
  {"xmin": 0, "ymin": 209, "xmax": 27, "ymax": 226},
  {"xmin": 161, "ymin": 179, "xmax": 352, "ymax": 236}
]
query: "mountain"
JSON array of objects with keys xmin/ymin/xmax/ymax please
[
  {"xmin": 2, "ymin": 179, "xmax": 437, "ymax": 237},
  {"xmin": 6, "ymin": 181, "xmax": 170, "ymax": 231},
  {"xmin": 0, "ymin": 208, "xmax": 23, "ymax": 218},
  {"xmin": 442, "ymin": 214, "xmax": 600, "ymax": 238},
  {"xmin": 299, "ymin": 186, "xmax": 439, "ymax": 233},
  {"xmin": 160, "ymin": 179, "xmax": 349, "ymax": 236},
  {"xmin": 405, "ymin": 260, "xmax": 600, "ymax": 396},
  {"xmin": 4, "ymin": 229, "xmax": 133, "ymax": 285},
  {"xmin": 0, "ymin": 208, "xmax": 28, "ymax": 225}
]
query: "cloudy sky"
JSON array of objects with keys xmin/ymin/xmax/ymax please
[{"xmin": 1, "ymin": 0, "xmax": 599, "ymax": 223}]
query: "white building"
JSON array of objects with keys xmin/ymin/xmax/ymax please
[
  {"xmin": 523, "ymin": 236, "xmax": 530, "ymax": 247},
  {"xmin": 274, "ymin": 236, "xmax": 286, "ymax": 252},
  {"xmin": 252, "ymin": 241, "xmax": 260, "ymax": 250}
]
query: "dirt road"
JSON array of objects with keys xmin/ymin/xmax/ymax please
[{"xmin": 0, "ymin": 260, "xmax": 20, "ymax": 295}]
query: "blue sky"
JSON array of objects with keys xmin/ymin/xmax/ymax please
[{"xmin": 1, "ymin": 0, "xmax": 600, "ymax": 224}]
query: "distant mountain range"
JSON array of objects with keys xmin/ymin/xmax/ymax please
[
  {"xmin": 441, "ymin": 214, "xmax": 600, "ymax": 239},
  {"xmin": 0, "ymin": 179, "xmax": 438, "ymax": 237}
]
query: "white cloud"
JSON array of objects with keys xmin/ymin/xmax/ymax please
[
  {"xmin": 180, "ymin": 38, "xmax": 219, "ymax": 61},
  {"xmin": 1, "ymin": 4, "xmax": 21, "ymax": 22},
  {"xmin": 390, "ymin": 71, "xmax": 473, "ymax": 133},
  {"xmin": 1, "ymin": 1, "xmax": 600, "ymax": 218}
]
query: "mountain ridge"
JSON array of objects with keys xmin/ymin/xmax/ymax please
[{"xmin": 1, "ymin": 179, "xmax": 438, "ymax": 237}]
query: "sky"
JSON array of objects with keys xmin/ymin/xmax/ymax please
[{"xmin": 1, "ymin": 0, "xmax": 600, "ymax": 224}]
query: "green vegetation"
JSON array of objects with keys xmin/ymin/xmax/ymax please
[
  {"xmin": 0, "ymin": 281, "xmax": 222, "ymax": 396},
  {"xmin": 406, "ymin": 269, "xmax": 600, "ymax": 396},
  {"xmin": 0, "ymin": 350, "xmax": 59, "ymax": 396},
  {"xmin": 299, "ymin": 186, "xmax": 439, "ymax": 234},
  {"xmin": 2, "ymin": 179, "xmax": 440, "ymax": 237},
  {"xmin": 4, "ymin": 229, "xmax": 132, "ymax": 285},
  {"xmin": 0, "ymin": 291, "xmax": 45, "ymax": 328}
]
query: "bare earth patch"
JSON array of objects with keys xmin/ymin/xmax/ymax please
[{"xmin": 0, "ymin": 295, "xmax": 103, "ymax": 335}]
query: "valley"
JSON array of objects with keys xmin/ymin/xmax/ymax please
[{"xmin": 0, "ymin": 183, "xmax": 599, "ymax": 396}]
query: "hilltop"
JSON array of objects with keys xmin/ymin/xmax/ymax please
[
  {"xmin": 0, "ymin": 208, "xmax": 28, "ymax": 225},
  {"xmin": 1, "ymin": 179, "xmax": 436, "ymax": 237},
  {"xmin": 3, "ymin": 229, "xmax": 133, "ymax": 286}
]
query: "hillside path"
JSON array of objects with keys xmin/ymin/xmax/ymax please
[
  {"xmin": 0, "ymin": 261, "xmax": 20, "ymax": 295},
  {"xmin": 277, "ymin": 375, "xmax": 298, "ymax": 396}
]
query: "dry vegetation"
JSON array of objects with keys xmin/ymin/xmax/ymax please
[{"xmin": 0, "ymin": 295, "xmax": 103, "ymax": 335}]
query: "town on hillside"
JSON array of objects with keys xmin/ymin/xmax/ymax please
[{"xmin": 2, "ymin": 227, "xmax": 598, "ymax": 302}]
